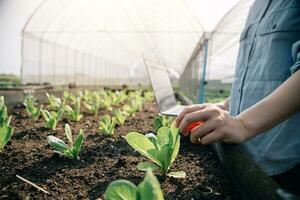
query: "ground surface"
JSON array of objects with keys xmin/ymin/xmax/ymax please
[{"xmin": 0, "ymin": 101, "xmax": 240, "ymax": 200}]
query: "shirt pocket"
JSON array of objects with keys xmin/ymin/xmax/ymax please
[{"xmin": 258, "ymin": 7, "xmax": 300, "ymax": 36}]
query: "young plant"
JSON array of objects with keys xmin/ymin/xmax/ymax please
[
  {"xmin": 125, "ymin": 122, "xmax": 185, "ymax": 178},
  {"xmin": 83, "ymin": 92, "xmax": 100, "ymax": 115},
  {"xmin": 0, "ymin": 125, "xmax": 14, "ymax": 152},
  {"xmin": 47, "ymin": 124, "xmax": 84, "ymax": 160},
  {"xmin": 122, "ymin": 97, "xmax": 142, "ymax": 116},
  {"xmin": 65, "ymin": 97, "xmax": 83, "ymax": 121},
  {"xmin": 99, "ymin": 115, "xmax": 117, "ymax": 136},
  {"xmin": 112, "ymin": 109, "xmax": 128, "ymax": 126},
  {"xmin": 41, "ymin": 103, "xmax": 64, "ymax": 130},
  {"xmin": 122, "ymin": 104, "xmax": 137, "ymax": 116},
  {"xmin": 104, "ymin": 170, "xmax": 164, "ymax": 200},
  {"xmin": 46, "ymin": 93, "xmax": 62, "ymax": 110},
  {"xmin": 24, "ymin": 95, "xmax": 42, "ymax": 120},
  {"xmin": 0, "ymin": 96, "xmax": 11, "ymax": 127},
  {"xmin": 154, "ymin": 115, "xmax": 174, "ymax": 132},
  {"xmin": 0, "ymin": 96, "xmax": 13, "ymax": 151},
  {"xmin": 63, "ymin": 91, "xmax": 77, "ymax": 105},
  {"xmin": 100, "ymin": 94, "xmax": 112, "ymax": 110},
  {"xmin": 111, "ymin": 91, "xmax": 127, "ymax": 105},
  {"xmin": 143, "ymin": 91, "xmax": 154, "ymax": 102}
]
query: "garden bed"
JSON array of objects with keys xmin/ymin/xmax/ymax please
[{"xmin": 0, "ymin": 99, "xmax": 241, "ymax": 199}]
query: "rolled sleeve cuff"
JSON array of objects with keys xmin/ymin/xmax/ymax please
[{"xmin": 290, "ymin": 40, "xmax": 300, "ymax": 74}]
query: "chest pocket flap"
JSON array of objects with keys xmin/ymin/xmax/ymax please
[{"xmin": 258, "ymin": 7, "xmax": 300, "ymax": 35}]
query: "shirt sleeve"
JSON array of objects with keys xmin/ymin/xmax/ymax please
[{"xmin": 290, "ymin": 40, "xmax": 300, "ymax": 74}]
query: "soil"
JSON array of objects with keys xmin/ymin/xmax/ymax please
[{"xmin": 0, "ymin": 101, "xmax": 241, "ymax": 200}]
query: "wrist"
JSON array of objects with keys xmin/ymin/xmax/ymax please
[{"xmin": 235, "ymin": 116, "xmax": 256, "ymax": 142}]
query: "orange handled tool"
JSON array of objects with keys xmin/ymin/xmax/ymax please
[{"xmin": 183, "ymin": 121, "xmax": 204, "ymax": 136}]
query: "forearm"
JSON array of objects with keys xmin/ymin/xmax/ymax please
[{"xmin": 237, "ymin": 70, "xmax": 300, "ymax": 139}]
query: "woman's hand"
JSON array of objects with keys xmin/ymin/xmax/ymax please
[{"xmin": 175, "ymin": 104, "xmax": 250, "ymax": 145}]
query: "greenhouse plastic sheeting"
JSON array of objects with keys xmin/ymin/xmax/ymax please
[
  {"xmin": 22, "ymin": 0, "xmax": 204, "ymax": 86},
  {"xmin": 179, "ymin": 0, "xmax": 253, "ymax": 102},
  {"xmin": 22, "ymin": 0, "xmax": 254, "ymax": 88}
]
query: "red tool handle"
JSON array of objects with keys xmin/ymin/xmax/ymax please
[{"xmin": 184, "ymin": 121, "xmax": 204, "ymax": 136}]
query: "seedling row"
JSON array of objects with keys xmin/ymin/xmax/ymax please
[{"xmin": 0, "ymin": 89, "xmax": 238, "ymax": 199}]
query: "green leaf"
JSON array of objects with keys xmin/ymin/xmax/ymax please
[
  {"xmin": 72, "ymin": 129, "xmax": 84, "ymax": 159},
  {"xmin": 0, "ymin": 126, "xmax": 13, "ymax": 151},
  {"xmin": 104, "ymin": 180, "xmax": 138, "ymax": 200},
  {"xmin": 137, "ymin": 162, "xmax": 159, "ymax": 172},
  {"xmin": 6, "ymin": 115, "xmax": 11, "ymax": 126},
  {"xmin": 47, "ymin": 135, "xmax": 70, "ymax": 153},
  {"xmin": 155, "ymin": 145, "xmax": 171, "ymax": 174},
  {"xmin": 137, "ymin": 171, "xmax": 164, "ymax": 200},
  {"xmin": 156, "ymin": 127, "xmax": 170, "ymax": 149},
  {"xmin": 110, "ymin": 117, "xmax": 117, "ymax": 132},
  {"xmin": 167, "ymin": 171, "xmax": 186, "ymax": 178},
  {"xmin": 125, "ymin": 132, "xmax": 159, "ymax": 165},
  {"xmin": 154, "ymin": 116, "xmax": 163, "ymax": 132},
  {"xmin": 65, "ymin": 124, "xmax": 73, "ymax": 145},
  {"xmin": 46, "ymin": 118, "xmax": 57, "ymax": 130},
  {"xmin": 41, "ymin": 109, "xmax": 51, "ymax": 121},
  {"xmin": 170, "ymin": 121, "xmax": 179, "ymax": 144},
  {"xmin": 33, "ymin": 105, "xmax": 42, "ymax": 120},
  {"xmin": 145, "ymin": 133, "xmax": 159, "ymax": 150},
  {"xmin": 169, "ymin": 124, "xmax": 180, "ymax": 166}
]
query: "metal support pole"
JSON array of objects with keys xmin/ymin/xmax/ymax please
[{"xmin": 198, "ymin": 39, "xmax": 208, "ymax": 103}]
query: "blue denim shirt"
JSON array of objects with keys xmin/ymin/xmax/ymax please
[{"xmin": 229, "ymin": 0, "xmax": 300, "ymax": 176}]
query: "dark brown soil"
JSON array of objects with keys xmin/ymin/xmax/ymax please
[{"xmin": 0, "ymin": 101, "xmax": 241, "ymax": 200}]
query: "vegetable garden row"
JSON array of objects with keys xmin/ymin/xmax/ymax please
[{"xmin": 0, "ymin": 89, "xmax": 239, "ymax": 199}]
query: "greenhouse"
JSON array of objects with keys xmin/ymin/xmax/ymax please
[{"xmin": 1, "ymin": 0, "xmax": 300, "ymax": 199}]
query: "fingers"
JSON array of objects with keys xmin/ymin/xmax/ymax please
[
  {"xmin": 190, "ymin": 120, "xmax": 216, "ymax": 143},
  {"xmin": 175, "ymin": 104, "xmax": 206, "ymax": 127},
  {"xmin": 200, "ymin": 131, "xmax": 224, "ymax": 145},
  {"xmin": 178, "ymin": 109, "xmax": 211, "ymax": 135}
]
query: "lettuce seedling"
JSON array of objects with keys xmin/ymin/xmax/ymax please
[
  {"xmin": 100, "ymin": 94, "xmax": 112, "ymax": 110},
  {"xmin": 83, "ymin": 93, "xmax": 100, "ymax": 115},
  {"xmin": 82, "ymin": 90, "xmax": 106, "ymax": 113},
  {"xmin": 63, "ymin": 91, "xmax": 77, "ymax": 105},
  {"xmin": 154, "ymin": 115, "xmax": 174, "ymax": 132},
  {"xmin": 46, "ymin": 93, "xmax": 62, "ymax": 110},
  {"xmin": 122, "ymin": 104, "xmax": 137, "ymax": 116},
  {"xmin": 112, "ymin": 109, "xmax": 128, "ymax": 126},
  {"xmin": 0, "ymin": 96, "xmax": 13, "ymax": 152},
  {"xmin": 99, "ymin": 115, "xmax": 117, "ymax": 136},
  {"xmin": 122, "ymin": 97, "xmax": 143, "ymax": 116},
  {"xmin": 65, "ymin": 97, "xmax": 83, "ymax": 121},
  {"xmin": 0, "ymin": 125, "xmax": 14, "ymax": 152},
  {"xmin": 111, "ymin": 91, "xmax": 127, "ymax": 105},
  {"xmin": 0, "ymin": 96, "xmax": 11, "ymax": 127},
  {"xmin": 143, "ymin": 91, "xmax": 154, "ymax": 102},
  {"xmin": 125, "ymin": 122, "xmax": 185, "ymax": 178},
  {"xmin": 47, "ymin": 124, "xmax": 84, "ymax": 160},
  {"xmin": 41, "ymin": 103, "xmax": 64, "ymax": 130},
  {"xmin": 83, "ymin": 100, "xmax": 99, "ymax": 115},
  {"xmin": 24, "ymin": 95, "xmax": 42, "ymax": 120},
  {"xmin": 104, "ymin": 170, "xmax": 164, "ymax": 200}
]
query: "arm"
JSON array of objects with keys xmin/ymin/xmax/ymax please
[
  {"xmin": 176, "ymin": 70, "xmax": 300, "ymax": 144},
  {"xmin": 176, "ymin": 39, "xmax": 300, "ymax": 145},
  {"xmin": 238, "ymin": 69, "xmax": 300, "ymax": 139}
]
